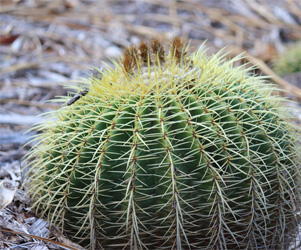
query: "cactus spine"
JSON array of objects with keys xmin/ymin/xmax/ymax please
[{"xmin": 25, "ymin": 38, "xmax": 300, "ymax": 249}]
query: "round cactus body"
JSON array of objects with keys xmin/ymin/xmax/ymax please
[{"xmin": 25, "ymin": 38, "xmax": 300, "ymax": 250}]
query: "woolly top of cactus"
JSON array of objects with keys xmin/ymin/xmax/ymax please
[{"xmin": 65, "ymin": 37, "xmax": 274, "ymax": 103}]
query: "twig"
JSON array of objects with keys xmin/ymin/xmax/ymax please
[
  {"xmin": 0, "ymin": 56, "xmax": 87, "ymax": 76},
  {"xmin": 0, "ymin": 114, "xmax": 44, "ymax": 125},
  {"xmin": 228, "ymin": 46, "xmax": 301, "ymax": 98},
  {"xmin": 0, "ymin": 228, "xmax": 82, "ymax": 250},
  {"xmin": 0, "ymin": 99, "xmax": 58, "ymax": 109}
]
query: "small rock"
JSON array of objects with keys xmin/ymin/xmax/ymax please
[
  {"xmin": 0, "ymin": 180, "xmax": 17, "ymax": 209},
  {"xmin": 105, "ymin": 46, "xmax": 122, "ymax": 58}
]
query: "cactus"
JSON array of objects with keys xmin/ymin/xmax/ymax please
[
  {"xmin": 273, "ymin": 42, "xmax": 301, "ymax": 76},
  {"xmin": 25, "ymin": 38, "xmax": 300, "ymax": 250}
]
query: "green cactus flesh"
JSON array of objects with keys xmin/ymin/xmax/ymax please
[{"xmin": 25, "ymin": 39, "xmax": 300, "ymax": 249}]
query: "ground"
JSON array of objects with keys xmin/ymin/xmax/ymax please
[{"xmin": 0, "ymin": 0, "xmax": 300, "ymax": 249}]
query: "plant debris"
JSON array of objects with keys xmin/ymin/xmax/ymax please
[{"xmin": 1, "ymin": 0, "xmax": 300, "ymax": 249}]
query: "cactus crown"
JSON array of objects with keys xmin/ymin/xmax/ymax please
[
  {"xmin": 25, "ymin": 38, "xmax": 300, "ymax": 250},
  {"xmin": 90, "ymin": 37, "xmax": 191, "ymax": 98}
]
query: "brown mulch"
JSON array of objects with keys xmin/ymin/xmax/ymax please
[{"xmin": 1, "ymin": 0, "xmax": 301, "ymax": 249}]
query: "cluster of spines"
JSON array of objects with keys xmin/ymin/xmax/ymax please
[
  {"xmin": 27, "ymin": 80, "xmax": 299, "ymax": 249},
  {"xmin": 122, "ymin": 37, "xmax": 187, "ymax": 73},
  {"xmin": 24, "ymin": 42, "xmax": 301, "ymax": 250}
]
